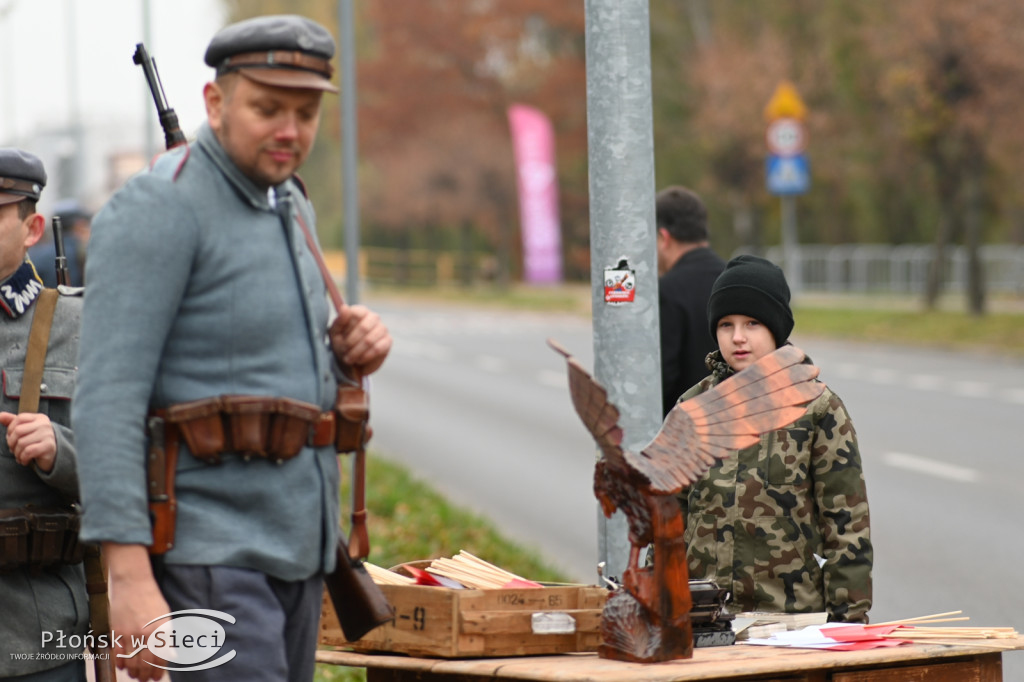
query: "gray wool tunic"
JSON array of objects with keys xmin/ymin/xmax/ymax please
[
  {"xmin": 0, "ymin": 285, "xmax": 87, "ymax": 676},
  {"xmin": 73, "ymin": 124, "xmax": 341, "ymax": 581}
]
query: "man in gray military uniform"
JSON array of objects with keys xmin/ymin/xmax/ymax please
[
  {"xmin": 73, "ymin": 15, "xmax": 391, "ymax": 682},
  {"xmin": 0, "ymin": 149, "xmax": 87, "ymax": 681}
]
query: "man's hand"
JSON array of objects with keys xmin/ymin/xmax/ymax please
[
  {"xmin": 329, "ymin": 304, "xmax": 392, "ymax": 376},
  {"xmin": 0, "ymin": 411, "xmax": 57, "ymax": 472},
  {"xmin": 105, "ymin": 543, "xmax": 170, "ymax": 681}
]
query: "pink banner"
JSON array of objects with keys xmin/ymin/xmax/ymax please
[{"xmin": 508, "ymin": 104, "xmax": 563, "ymax": 284}]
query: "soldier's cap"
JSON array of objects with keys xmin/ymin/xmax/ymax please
[
  {"xmin": 0, "ymin": 148, "xmax": 46, "ymax": 207},
  {"xmin": 205, "ymin": 15, "xmax": 338, "ymax": 93}
]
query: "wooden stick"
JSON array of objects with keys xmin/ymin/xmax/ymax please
[
  {"xmin": 883, "ymin": 617, "xmax": 971, "ymax": 626},
  {"xmin": 870, "ymin": 610, "xmax": 963, "ymax": 626},
  {"xmin": 881, "ymin": 635, "xmax": 1020, "ymax": 650},
  {"xmin": 365, "ymin": 562, "xmax": 414, "ymax": 585}
]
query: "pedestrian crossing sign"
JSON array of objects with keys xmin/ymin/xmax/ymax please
[{"xmin": 766, "ymin": 154, "xmax": 810, "ymax": 195}]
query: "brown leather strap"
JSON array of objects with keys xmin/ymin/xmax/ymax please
[
  {"xmin": 19, "ymin": 289, "xmax": 58, "ymax": 414},
  {"xmin": 292, "ymin": 207, "xmax": 372, "ymax": 560},
  {"xmin": 292, "ymin": 208, "xmax": 344, "ymax": 314}
]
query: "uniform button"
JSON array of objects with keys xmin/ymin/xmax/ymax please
[{"xmin": 39, "ymin": 383, "xmax": 48, "ymax": 393}]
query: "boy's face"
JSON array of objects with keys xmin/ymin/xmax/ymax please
[{"xmin": 715, "ymin": 313, "xmax": 776, "ymax": 372}]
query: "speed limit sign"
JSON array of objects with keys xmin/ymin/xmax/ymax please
[{"xmin": 766, "ymin": 118, "xmax": 806, "ymax": 156}]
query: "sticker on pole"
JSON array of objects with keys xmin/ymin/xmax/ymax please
[{"xmin": 603, "ymin": 259, "xmax": 635, "ymax": 304}]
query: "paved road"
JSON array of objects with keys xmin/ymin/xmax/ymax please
[{"xmin": 365, "ymin": 297, "xmax": 1024, "ymax": 678}]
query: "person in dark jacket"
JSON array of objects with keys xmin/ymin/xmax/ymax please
[{"xmin": 655, "ymin": 185, "xmax": 725, "ymax": 416}]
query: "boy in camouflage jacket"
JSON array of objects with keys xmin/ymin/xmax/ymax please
[{"xmin": 677, "ymin": 255, "xmax": 872, "ymax": 623}]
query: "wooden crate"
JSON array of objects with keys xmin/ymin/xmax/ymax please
[{"xmin": 320, "ymin": 583, "xmax": 608, "ymax": 658}]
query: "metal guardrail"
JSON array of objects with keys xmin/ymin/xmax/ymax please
[
  {"xmin": 324, "ymin": 248, "xmax": 500, "ymax": 287},
  {"xmin": 326, "ymin": 244, "xmax": 1023, "ymax": 295},
  {"xmin": 761, "ymin": 244, "xmax": 1024, "ymax": 295}
]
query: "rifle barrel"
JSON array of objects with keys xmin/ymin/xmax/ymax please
[
  {"xmin": 133, "ymin": 42, "xmax": 187, "ymax": 149},
  {"xmin": 51, "ymin": 216, "xmax": 70, "ymax": 287}
]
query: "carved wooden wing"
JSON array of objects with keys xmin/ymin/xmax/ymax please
[
  {"xmin": 632, "ymin": 344, "xmax": 825, "ymax": 494},
  {"xmin": 548, "ymin": 339, "xmax": 624, "ymax": 463}
]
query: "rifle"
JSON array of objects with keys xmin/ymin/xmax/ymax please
[
  {"xmin": 135, "ymin": 45, "xmax": 393, "ymax": 641},
  {"xmin": 51, "ymin": 216, "xmax": 70, "ymax": 287},
  {"xmin": 133, "ymin": 43, "xmax": 187, "ymax": 150}
]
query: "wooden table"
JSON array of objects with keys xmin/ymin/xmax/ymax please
[{"xmin": 317, "ymin": 636, "xmax": 1024, "ymax": 681}]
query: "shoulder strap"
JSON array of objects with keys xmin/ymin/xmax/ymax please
[
  {"xmin": 19, "ymin": 289, "xmax": 59, "ymax": 413},
  {"xmin": 292, "ymin": 207, "xmax": 345, "ymax": 315}
]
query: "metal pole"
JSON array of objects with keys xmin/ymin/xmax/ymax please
[
  {"xmin": 584, "ymin": 0, "xmax": 661, "ymax": 583},
  {"xmin": 780, "ymin": 195, "xmax": 801, "ymax": 297},
  {"xmin": 65, "ymin": 0, "xmax": 84, "ymax": 199},
  {"xmin": 142, "ymin": 0, "xmax": 156, "ymax": 161},
  {"xmin": 339, "ymin": 0, "xmax": 361, "ymax": 304}
]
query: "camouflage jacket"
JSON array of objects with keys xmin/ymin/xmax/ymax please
[{"xmin": 678, "ymin": 350, "xmax": 873, "ymax": 623}]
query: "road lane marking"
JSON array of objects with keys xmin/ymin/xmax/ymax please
[
  {"xmin": 882, "ymin": 452, "xmax": 980, "ymax": 483},
  {"xmin": 908, "ymin": 374, "xmax": 944, "ymax": 391},
  {"xmin": 1001, "ymin": 388, "xmax": 1024, "ymax": 405},
  {"xmin": 825, "ymin": 363, "xmax": 1021, "ymax": 407},
  {"xmin": 867, "ymin": 368, "xmax": 899, "ymax": 384},
  {"xmin": 951, "ymin": 380, "xmax": 991, "ymax": 399},
  {"xmin": 395, "ymin": 339, "xmax": 454, "ymax": 362}
]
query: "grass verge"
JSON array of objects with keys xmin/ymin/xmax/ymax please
[
  {"xmin": 794, "ymin": 303, "xmax": 1024, "ymax": 357},
  {"xmin": 315, "ymin": 455, "xmax": 571, "ymax": 681}
]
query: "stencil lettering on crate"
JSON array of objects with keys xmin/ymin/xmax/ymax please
[{"xmin": 396, "ymin": 605, "xmax": 428, "ymax": 631}]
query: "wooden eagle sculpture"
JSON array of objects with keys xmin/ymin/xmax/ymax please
[{"xmin": 548, "ymin": 341, "xmax": 826, "ymax": 663}]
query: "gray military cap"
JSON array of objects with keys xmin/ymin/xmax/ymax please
[
  {"xmin": 205, "ymin": 14, "xmax": 338, "ymax": 93},
  {"xmin": 0, "ymin": 148, "xmax": 46, "ymax": 207}
]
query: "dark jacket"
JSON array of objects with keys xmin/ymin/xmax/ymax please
[{"xmin": 658, "ymin": 246, "xmax": 725, "ymax": 416}]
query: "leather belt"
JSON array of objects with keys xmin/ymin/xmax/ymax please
[{"xmin": 155, "ymin": 395, "xmax": 336, "ymax": 464}]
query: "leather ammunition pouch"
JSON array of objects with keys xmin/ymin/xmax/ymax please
[
  {"xmin": 164, "ymin": 394, "xmax": 335, "ymax": 464},
  {"xmin": 334, "ymin": 384, "xmax": 369, "ymax": 453},
  {"xmin": 0, "ymin": 506, "xmax": 83, "ymax": 572},
  {"xmin": 147, "ymin": 390, "xmax": 368, "ymax": 555}
]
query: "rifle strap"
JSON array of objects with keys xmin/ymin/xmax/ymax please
[
  {"xmin": 292, "ymin": 203, "xmax": 345, "ymax": 315},
  {"xmin": 19, "ymin": 289, "xmax": 58, "ymax": 414},
  {"xmin": 291, "ymin": 197, "xmax": 372, "ymax": 559}
]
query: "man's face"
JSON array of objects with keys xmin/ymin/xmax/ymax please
[
  {"xmin": 0, "ymin": 202, "xmax": 35, "ymax": 281},
  {"xmin": 205, "ymin": 74, "xmax": 323, "ymax": 188},
  {"xmin": 715, "ymin": 313, "xmax": 777, "ymax": 372}
]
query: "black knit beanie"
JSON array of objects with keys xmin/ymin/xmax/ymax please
[{"xmin": 707, "ymin": 255, "xmax": 794, "ymax": 347}]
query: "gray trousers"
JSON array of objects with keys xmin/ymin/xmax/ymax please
[
  {"xmin": 156, "ymin": 564, "xmax": 323, "ymax": 682},
  {"xmin": 3, "ymin": 661, "xmax": 86, "ymax": 682}
]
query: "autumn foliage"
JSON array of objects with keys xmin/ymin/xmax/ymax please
[{"xmin": 224, "ymin": 1, "xmax": 1024, "ymax": 304}]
